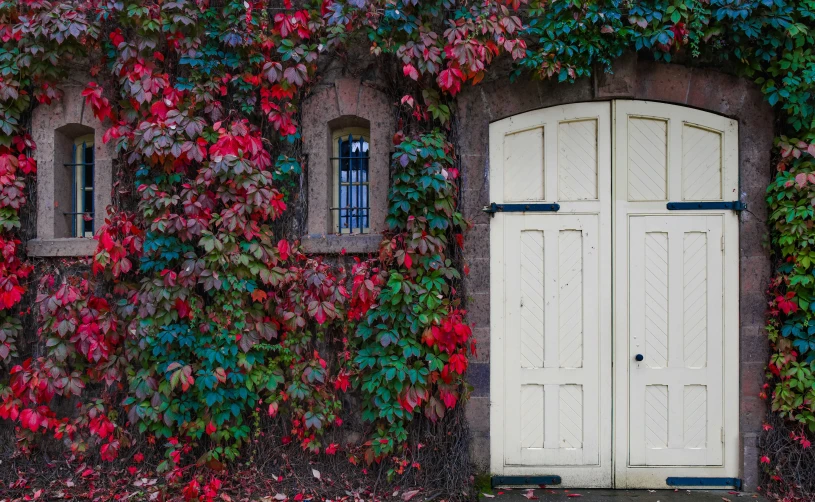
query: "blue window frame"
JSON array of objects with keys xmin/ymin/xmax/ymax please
[{"xmin": 331, "ymin": 129, "xmax": 369, "ymax": 233}]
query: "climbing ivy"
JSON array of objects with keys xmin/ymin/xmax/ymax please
[{"xmin": 1, "ymin": 0, "xmax": 815, "ymax": 498}]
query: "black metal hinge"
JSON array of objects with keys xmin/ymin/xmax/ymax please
[
  {"xmin": 666, "ymin": 477, "xmax": 742, "ymax": 490},
  {"xmin": 491, "ymin": 475, "xmax": 562, "ymax": 487},
  {"xmin": 666, "ymin": 201, "xmax": 745, "ymax": 211},
  {"xmin": 482, "ymin": 202, "xmax": 561, "ymax": 217}
]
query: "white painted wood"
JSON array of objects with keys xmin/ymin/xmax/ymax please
[
  {"xmin": 504, "ymin": 214, "xmax": 601, "ymax": 467},
  {"xmin": 490, "ymin": 102, "xmax": 612, "ymax": 488},
  {"xmin": 627, "ymin": 215, "xmax": 724, "ymax": 466},
  {"xmin": 613, "ymin": 100, "xmax": 739, "ymax": 488},
  {"xmin": 504, "ymin": 127, "xmax": 545, "ymax": 201},
  {"xmin": 682, "ymin": 125, "xmax": 723, "ymax": 201},
  {"xmin": 490, "ymin": 100, "xmax": 738, "ymax": 488}
]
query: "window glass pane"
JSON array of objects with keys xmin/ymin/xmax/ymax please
[
  {"xmin": 340, "ymin": 157, "xmax": 349, "ymax": 183},
  {"xmin": 335, "ymin": 132, "xmax": 370, "ymax": 232},
  {"xmin": 85, "ymin": 164, "xmax": 94, "ymax": 189}
]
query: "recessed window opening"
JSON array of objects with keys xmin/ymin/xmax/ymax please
[
  {"xmin": 332, "ymin": 126, "xmax": 370, "ymax": 234},
  {"xmin": 67, "ymin": 133, "xmax": 95, "ymax": 237}
]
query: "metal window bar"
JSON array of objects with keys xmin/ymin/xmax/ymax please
[
  {"xmin": 64, "ymin": 141, "xmax": 95, "ymax": 237},
  {"xmin": 330, "ymin": 134, "xmax": 370, "ymax": 234}
]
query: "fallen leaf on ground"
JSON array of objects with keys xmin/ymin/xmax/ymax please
[
  {"xmin": 522, "ymin": 489, "xmax": 538, "ymax": 500},
  {"xmin": 402, "ymin": 489, "xmax": 420, "ymax": 501}
]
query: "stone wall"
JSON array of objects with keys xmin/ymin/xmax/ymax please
[{"xmin": 456, "ymin": 55, "xmax": 774, "ymax": 490}]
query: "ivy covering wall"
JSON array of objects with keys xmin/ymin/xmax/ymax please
[{"xmin": 0, "ymin": 0, "xmax": 814, "ymax": 500}]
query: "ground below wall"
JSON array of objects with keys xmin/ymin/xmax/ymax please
[{"xmin": 480, "ymin": 489, "xmax": 766, "ymax": 501}]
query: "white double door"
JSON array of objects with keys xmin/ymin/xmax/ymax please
[{"xmin": 489, "ymin": 101, "xmax": 739, "ymax": 488}]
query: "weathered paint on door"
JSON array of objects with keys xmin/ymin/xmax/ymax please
[
  {"xmin": 489, "ymin": 100, "xmax": 739, "ymax": 488},
  {"xmin": 490, "ymin": 102, "xmax": 613, "ymax": 487}
]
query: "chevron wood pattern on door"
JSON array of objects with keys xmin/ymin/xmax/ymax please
[
  {"xmin": 558, "ymin": 119, "xmax": 598, "ymax": 201},
  {"xmin": 521, "ymin": 385, "xmax": 545, "ymax": 448},
  {"xmin": 626, "ymin": 213, "xmax": 727, "ymax": 469},
  {"xmin": 520, "ymin": 230, "xmax": 545, "ymax": 368},
  {"xmin": 683, "ymin": 385, "xmax": 708, "ymax": 449},
  {"xmin": 501, "ymin": 212, "xmax": 604, "ymax": 470},
  {"xmin": 559, "ymin": 385, "xmax": 584, "ymax": 448},
  {"xmin": 559, "ymin": 230, "xmax": 584, "ymax": 368},
  {"xmin": 683, "ymin": 232, "xmax": 708, "ymax": 369},
  {"xmin": 682, "ymin": 125, "xmax": 722, "ymax": 201},
  {"xmin": 644, "ymin": 232, "xmax": 669, "ymax": 369},
  {"xmin": 627, "ymin": 118, "xmax": 668, "ymax": 201},
  {"xmin": 644, "ymin": 385, "xmax": 669, "ymax": 449},
  {"xmin": 504, "ymin": 127, "xmax": 545, "ymax": 201}
]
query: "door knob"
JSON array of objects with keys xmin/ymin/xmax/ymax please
[{"xmin": 635, "ymin": 354, "xmax": 644, "ymax": 362}]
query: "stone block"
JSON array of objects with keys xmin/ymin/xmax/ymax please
[
  {"xmin": 740, "ymin": 292, "xmax": 767, "ymax": 326},
  {"xmin": 686, "ymin": 69, "xmax": 746, "ymax": 116},
  {"xmin": 466, "ymin": 396, "xmax": 490, "ymax": 434},
  {"xmin": 464, "ymin": 223, "xmax": 490, "ymax": 255},
  {"xmin": 460, "ymin": 188, "xmax": 490, "ymax": 225},
  {"xmin": 741, "ymin": 362, "xmax": 766, "ymax": 399},
  {"xmin": 740, "ymin": 326, "xmax": 770, "ymax": 364},
  {"xmin": 335, "ymin": 78, "xmax": 361, "ymax": 117},
  {"xmin": 741, "ymin": 255, "xmax": 771, "ymax": 295},
  {"xmin": 300, "ymin": 233, "xmax": 382, "ymax": 255},
  {"xmin": 27, "ymin": 238, "xmax": 98, "ymax": 257},
  {"xmin": 539, "ymin": 78, "xmax": 594, "ymax": 108},
  {"xmin": 481, "ymin": 78, "xmax": 542, "ymax": 122},
  {"xmin": 741, "ymin": 433, "xmax": 761, "ymax": 492},
  {"xmin": 472, "ymin": 327, "xmax": 490, "ymax": 363},
  {"xmin": 635, "ymin": 61, "xmax": 692, "ymax": 104},
  {"xmin": 739, "ymin": 395, "xmax": 766, "ymax": 433},
  {"xmin": 461, "ymin": 154, "xmax": 489, "ymax": 193},
  {"xmin": 470, "ymin": 435, "xmax": 490, "ymax": 472},
  {"xmin": 468, "ymin": 362, "xmax": 490, "ymax": 397},
  {"xmin": 594, "ymin": 53, "xmax": 637, "ymax": 98},
  {"xmin": 464, "ymin": 259, "xmax": 490, "ymax": 296},
  {"xmin": 466, "ymin": 292, "xmax": 490, "ymax": 330},
  {"xmin": 456, "ymin": 94, "xmax": 491, "ymax": 157}
]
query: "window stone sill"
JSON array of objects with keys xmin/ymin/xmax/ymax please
[
  {"xmin": 27, "ymin": 238, "xmax": 97, "ymax": 257},
  {"xmin": 300, "ymin": 233, "xmax": 382, "ymax": 255}
]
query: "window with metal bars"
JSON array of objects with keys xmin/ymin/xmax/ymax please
[
  {"xmin": 331, "ymin": 128, "xmax": 370, "ymax": 234},
  {"xmin": 66, "ymin": 134, "xmax": 94, "ymax": 238}
]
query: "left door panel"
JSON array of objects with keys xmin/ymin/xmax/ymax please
[{"xmin": 490, "ymin": 103, "xmax": 612, "ymax": 487}]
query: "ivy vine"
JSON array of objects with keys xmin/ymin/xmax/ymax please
[{"xmin": 0, "ymin": 0, "xmax": 814, "ymax": 498}]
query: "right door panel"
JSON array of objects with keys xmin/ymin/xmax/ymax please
[{"xmin": 613, "ymin": 100, "xmax": 740, "ymax": 488}]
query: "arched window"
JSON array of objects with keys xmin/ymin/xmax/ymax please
[
  {"xmin": 301, "ymin": 78, "xmax": 392, "ymax": 254},
  {"xmin": 27, "ymin": 82, "xmax": 113, "ymax": 257},
  {"xmin": 332, "ymin": 127, "xmax": 370, "ymax": 233}
]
